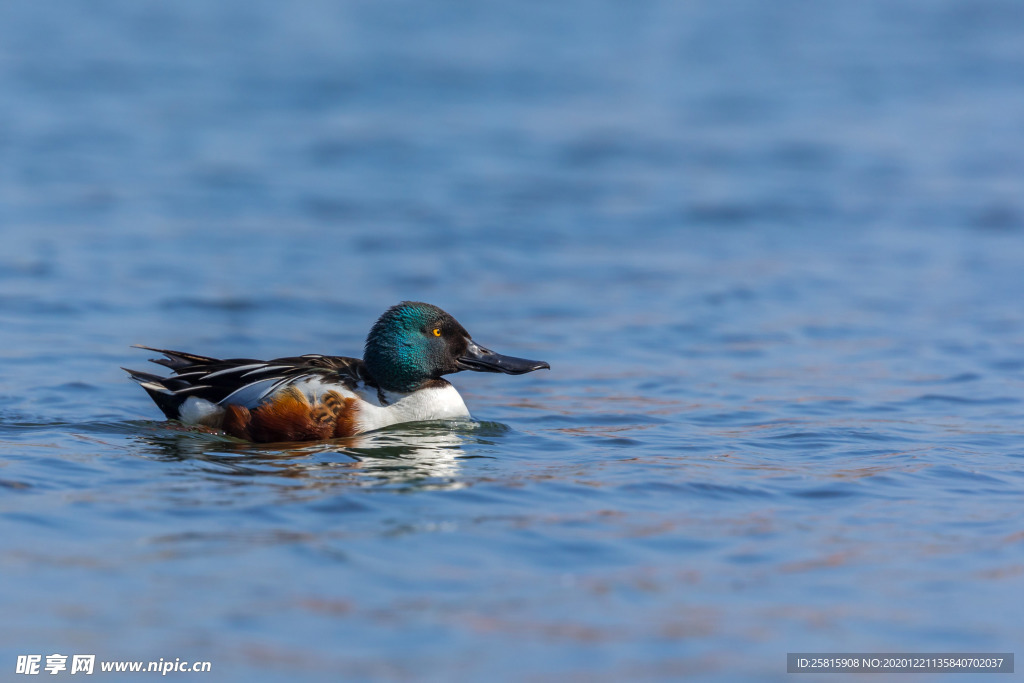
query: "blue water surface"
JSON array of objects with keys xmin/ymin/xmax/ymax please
[{"xmin": 2, "ymin": 1, "xmax": 1024, "ymax": 680}]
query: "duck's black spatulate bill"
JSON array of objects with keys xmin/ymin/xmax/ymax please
[{"xmin": 457, "ymin": 340, "xmax": 550, "ymax": 375}]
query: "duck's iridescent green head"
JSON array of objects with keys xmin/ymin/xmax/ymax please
[{"xmin": 363, "ymin": 301, "xmax": 550, "ymax": 393}]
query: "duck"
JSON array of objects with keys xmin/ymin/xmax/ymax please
[{"xmin": 124, "ymin": 301, "xmax": 549, "ymax": 443}]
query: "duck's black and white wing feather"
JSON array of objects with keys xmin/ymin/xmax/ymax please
[{"xmin": 123, "ymin": 346, "xmax": 374, "ymax": 419}]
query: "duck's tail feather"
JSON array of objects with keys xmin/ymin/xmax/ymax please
[
  {"xmin": 130, "ymin": 345, "xmax": 220, "ymax": 371},
  {"xmin": 122, "ymin": 367, "xmax": 194, "ymax": 419}
]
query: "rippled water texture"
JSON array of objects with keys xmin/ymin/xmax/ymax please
[{"xmin": 2, "ymin": 1, "xmax": 1024, "ymax": 680}]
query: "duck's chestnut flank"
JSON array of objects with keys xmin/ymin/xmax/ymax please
[
  {"xmin": 221, "ymin": 388, "xmax": 361, "ymax": 442},
  {"xmin": 124, "ymin": 302, "xmax": 550, "ymax": 443}
]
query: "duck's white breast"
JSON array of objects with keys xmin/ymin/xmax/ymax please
[{"xmin": 354, "ymin": 384, "xmax": 471, "ymax": 432}]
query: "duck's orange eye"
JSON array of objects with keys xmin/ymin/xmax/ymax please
[{"xmin": 432, "ymin": 328, "xmax": 442, "ymax": 337}]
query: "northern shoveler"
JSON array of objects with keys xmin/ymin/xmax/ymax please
[{"xmin": 124, "ymin": 301, "xmax": 550, "ymax": 442}]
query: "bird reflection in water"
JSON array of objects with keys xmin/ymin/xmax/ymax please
[{"xmin": 130, "ymin": 418, "xmax": 508, "ymax": 491}]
